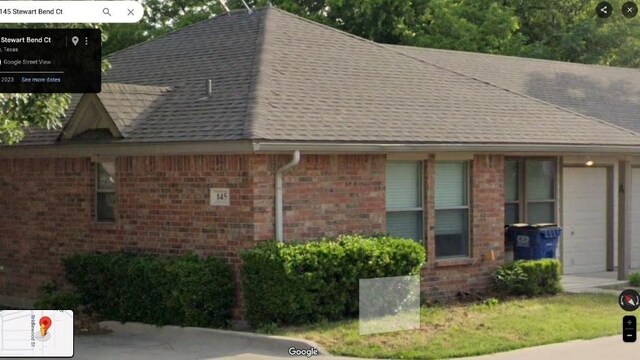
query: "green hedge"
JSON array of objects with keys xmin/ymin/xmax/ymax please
[
  {"xmin": 492, "ymin": 259, "xmax": 562, "ymax": 297},
  {"xmin": 64, "ymin": 253, "xmax": 234, "ymax": 328},
  {"xmin": 240, "ymin": 235, "xmax": 426, "ymax": 327}
]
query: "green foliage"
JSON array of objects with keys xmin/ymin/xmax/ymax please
[
  {"xmin": 33, "ymin": 282, "xmax": 82, "ymax": 312},
  {"xmin": 629, "ymin": 272, "xmax": 640, "ymax": 287},
  {"xmin": 406, "ymin": 0, "xmax": 524, "ymax": 55},
  {"xmin": 63, "ymin": 253, "xmax": 234, "ymax": 328},
  {"xmin": 493, "ymin": 259, "xmax": 562, "ymax": 297},
  {"xmin": 0, "ymin": 92, "xmax": 71, "ymax": 144},
  {"xmin": 240, "ymin": 235, "xmax": 426, "ymax": 327},
  {"xmin": 483, "ymin": 297, "xmax": 500, "ymax": 307},
  {"xmin": 256, "ymin": 322, "xmax": 279, "ymax": 334}
]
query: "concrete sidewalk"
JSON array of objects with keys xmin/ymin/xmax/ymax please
[
  {"xmin": 63, "ymin": 321, "xmax": 349, "ymax": 360},
  {"xmin": 458, "ymin": 334, "xmax": 640, "ymax": 359},
  {"xmin": 562, "ymin": 271, "xmax": 627, "ymax": 294}
]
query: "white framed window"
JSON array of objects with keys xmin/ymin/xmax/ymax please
[
  {"xmin": 96, "ymin": 162, "xmax": 116, "ymax": 222},
  {"xmin": 386, "ymin": 161, "xmax": 423, "ymax": 242},
  {"xmin": 505, "ymin": 159, "xmax": 520, "ymax": 225},
  {"xmin": 435, "ymin": 161, "xmax": 470, "ymax": 258},
  {"xmin": 504, "ymin": 158, "xmax": 557, "ymax": 225}
]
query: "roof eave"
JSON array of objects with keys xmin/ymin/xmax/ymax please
[
  {"xmin": 253, "ymin": 141, "xmax": 640, "ymax": 155},
  {"xmin": 2, "ymin": 140, "xmax": 640, "ymax": 158},
  {"xmin": 0, "ymin": 140, "xmax": 256, "ymax": 158}
]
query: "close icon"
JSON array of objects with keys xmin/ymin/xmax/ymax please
[
  {"xmin": 622, "ymin": 2, "xmax": 638, "ymax": 18},
  {"xmin": 619, "ymin": 289, "xmax": 640, "ymax": 311},
  {"xmin": 596, "ymin": 1, "xmax": 613, "ymax": 18}
]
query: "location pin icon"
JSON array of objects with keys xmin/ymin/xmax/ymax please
[
  {"xmin": 39, "ymin": 316, "xmax": 52, "ymax": 336},
  {"xmin": 71, "ymin": 36, "xmax": 79, "ymax": 46}
]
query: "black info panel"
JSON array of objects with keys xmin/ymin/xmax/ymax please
[{"xmin": 0, "ymin": 28, "xmax": 101, "ymax": 93}]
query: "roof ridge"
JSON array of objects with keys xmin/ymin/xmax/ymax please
[
  {"xmin": 384, "ymin": 44, "xmax": 640, "ymax": 138},
  {"xmin": 242, "ymin": 7, "xmax": 268, "ymax": 139},
  {"xmin": 264, "ymin": 8, "xmax": 640, "ymax": 139},
  {"xmin": 391, "ymin": 44, "xmax": 640, "ymax": 73}
]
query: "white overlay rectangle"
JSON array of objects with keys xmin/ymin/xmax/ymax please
[{"xmin": 359, "ymin": 275, "xmax": 420, "ymax": 335}]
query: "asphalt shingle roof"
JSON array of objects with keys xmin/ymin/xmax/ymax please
[
  {"xmin": 97, "ymin": 83, "xmax": 172, "ymax": 135},
  {"xmin": 13, "ymin": 7, "xmax": 640, "ymax": 147},
  {"xmin": 392, "ymin": 45, "xmax": 640, "ymax": 134}
]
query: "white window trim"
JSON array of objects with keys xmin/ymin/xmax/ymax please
[
  {"xmin": 505, "ymin": 157, "xmax": 558, "ymax": 224},
  {"xmin": 434, "ymin": 161, "xmax": 471, "ymax": 259},
  {"xmin": 385, "ymin": 160, "xmax": 425, "ymax": 242},
  {"xmin": 96, "ymin": 161, "xmax": 116, "ymax": 223}
]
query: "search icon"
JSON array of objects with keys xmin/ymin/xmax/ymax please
[{"xmin": 102, "ymin": 7, "xmax": 111, "ymax": 16}]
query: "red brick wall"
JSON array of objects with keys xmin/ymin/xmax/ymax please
[
  {"xmin": 0, "ymin": 154, "xmax": 388, "ymax": 311},
  {"xmin": 421, "ymin": 154, "xmax": 505, "ymax": 301},
  {"xmin": 253, "ymin": 154, "xmax": 387, "ymax": 241},
  {"xmin": 0, "ymin": 155, "xmax": 260, "ymax": 311},
  {"xmin": 0, "ymin": 153, "xmax": 505, "ymax": 314},
  {"xmin": 0, "ymin": 158, "xmax": 92, "ymax": 306}
]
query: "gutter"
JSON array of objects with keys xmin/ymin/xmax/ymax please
[
  {"xmin": 3, "ymin": 140, "xmax": 640, "ymax": 159},
  {"xmin": 275, "ymin": 150, "xmax": 300, "ymax": 243},
  {"xmin": 253, "ymin": 142, "xmax": 640, "ymax": 155}
]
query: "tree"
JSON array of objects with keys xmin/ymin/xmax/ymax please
[
  {"xmin": 102, "ymin": 0, "xmax": 228, "ymax": 55},
  {"xmin": 0, "ymin": 93, "xmax": 71, "ymax": 144},
  {"xmin": 402, "ymin": 0, "xmax": 524, "ymax": 55}
]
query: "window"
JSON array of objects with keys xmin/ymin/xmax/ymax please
[
  {"xmin": 386, "ymin": 161, "xmax": 423, "ymax": 241},
  {"xmin": 435, "ymin": 162, "xmax": 469, "ymax": 258},
  {"xmin": 96, "ymin": 162, "xmax": 116, "ymax": 222},
  {"xmin": 505, "ymin": 160, "xmax": 520, "ymax": 225},
  {"xmin": 504, "ymin": 158, "xmax": 557, "ymax": 225}
]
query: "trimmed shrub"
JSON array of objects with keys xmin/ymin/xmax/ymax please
[
  {"xmin": 34, "ymin": 283, "xmax": 82, "ymax": 313},
  {"xmin": 241, "ymin": 235, "xmax": 426, "ymax": 327},
  {"xmin": 629, "ymin": 272, "xmax": 640, "ymax": 287},
  {"xmin": 493, "ymin": 259, "xmax": 562, "ymax": 297},
  {"xmin": 64, "ymin": 253, "xmax": 234, "ymax": 328}
]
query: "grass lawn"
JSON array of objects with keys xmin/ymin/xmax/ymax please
[{"xmin": 278, "ymin": 293, "xmax": 624, "ymax": 359}]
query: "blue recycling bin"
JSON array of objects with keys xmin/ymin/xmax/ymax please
[{"xmin": 506, "ymin": 224, "xmax": 561, "ymax": 260}]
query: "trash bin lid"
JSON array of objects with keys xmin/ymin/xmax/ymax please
[
  {"xmin": 530, "ymin": 223, "xmax": 557, "ymax": 228},
  {"xmin": 506, "ymin": 223, "xmax": 529, "ymax": 229}
]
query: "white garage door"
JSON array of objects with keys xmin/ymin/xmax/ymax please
[
  {"xmin": 632, "ymin": 168, "xmax": 640, "ymax": 269},
  {"xmin": 562, "ymin": 167, "xmax": 608, "ymax": 274}
]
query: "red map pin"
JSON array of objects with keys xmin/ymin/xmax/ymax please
[{"xmin": 39, "ymin": 316, "xmax": 52, "ymax": 336}]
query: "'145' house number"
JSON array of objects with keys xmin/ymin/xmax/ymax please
[{"xmin": 210, "ymin": 188, "xmax": 230, "ymax": 206}]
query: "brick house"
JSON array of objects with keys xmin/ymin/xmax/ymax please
[{"xmin": 1, "ymin": 8, "xmax": 639, "ymax": 315}]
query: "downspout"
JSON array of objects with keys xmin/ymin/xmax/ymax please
[{"xmin": 276, "ymin": 151, "xmax": 300, "ymax": 243}]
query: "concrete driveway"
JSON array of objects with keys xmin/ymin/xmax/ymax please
[
  {"xmin": 58, "ymin": 321, "xmax": 353, "ymax": 360},
  {"xmin": 30, "ymin": 321, "xmax": 639, "ymax": 360}
]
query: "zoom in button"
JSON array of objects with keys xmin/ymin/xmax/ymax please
[{"xmin": 624, "ymin": 316, "xmax": 636, "ymax": 342}]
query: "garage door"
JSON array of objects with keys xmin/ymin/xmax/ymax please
[
  {"xmin": 562, "ymin": 167, "xmax": 608, "ymax": 274},
  {"xmin": 632, "ymin": 168, "xmax": 640, "ymax": 268}
]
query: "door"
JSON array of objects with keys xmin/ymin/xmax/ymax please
[{"xmin": 562, "ymin": 167, "xmax": 608, "ymax": 274}]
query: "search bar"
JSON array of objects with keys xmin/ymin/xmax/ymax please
[{"xmin": 0, "ymin": 1, "xmax": 144, "ymax": 23}]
